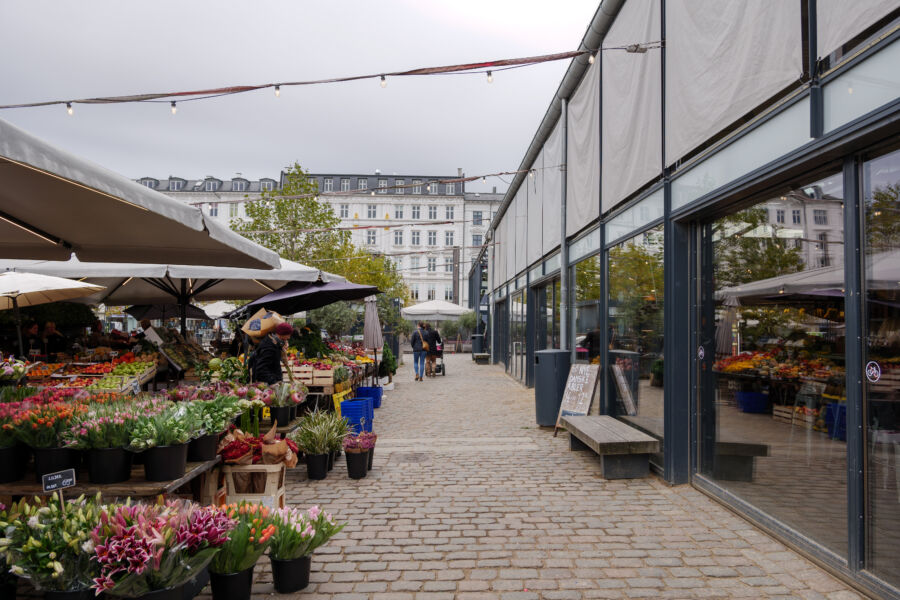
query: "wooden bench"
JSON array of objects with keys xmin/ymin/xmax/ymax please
[
  {"xmin": 560, "ymin": 415, "xmax": 660, "ymax": 479},
  {"xmin": 712, "ymin": 442, "xmax": 769, "ymax": 482},
  {"xmin": 472, "ymin": 353, "xmax": 490, "ymax": 365}
]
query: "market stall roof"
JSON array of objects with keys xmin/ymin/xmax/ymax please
[
  {"xmin": 0, "ymin": 257, "xmax": 341, "ymax": 305},
  {"xmin": 0, "ymin": 117, "xmax": 279, "ymax": 268},
  {"xmin": 715, "ymin": 250, "xmax": 900, "ymax": 304},
  {"xmin": 400, "ymin": 299, "xmax": 469, "ymax": 321},
  {"xmin": 125, "ymin": 304, "xmax": 211, "ymax": 321},
  {"xmin": 234, "ymin": 279, "xmax": 381, "ymax": 317}
]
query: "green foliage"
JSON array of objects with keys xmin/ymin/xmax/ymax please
[
  {"xmin": 458, "ymin": 311, "xmax": 478, "ymax": 333},
  {"xmin": 309, "ymin": 302, "xmax": 358, "ymax": 339},
  {"xmin": 713, "ymin": 206, "xmax": 804, "ymax": 288},
  {"xmin": 608, "ymin": 234, "xmax": 664, "ymax": 355},
  {"xmin": 866, "ymin": 183, "xmax": 900, "ymax": 250},
  {"xmin": 378, "ymin": 345, "xmax": 397, "ymax": 377},
  {"xmin": 290, "ymin": 321, "xmax": 330, "ymax": 357},
  {"xmin": 441, "ymin": 319, "xmax": 459, "ymax": 338}
]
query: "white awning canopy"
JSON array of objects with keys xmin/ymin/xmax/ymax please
[
  {"xmin": 401, "ymin": 299, "xmax": 469, "ymax": 322},
  {"xmin": 0, "ymin": 117, "xmax": 280, "ymax": 268}
]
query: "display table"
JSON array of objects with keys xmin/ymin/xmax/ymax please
[{"xmin": 0, "ymin": 458, "xmax": 221, "ymax": 502}]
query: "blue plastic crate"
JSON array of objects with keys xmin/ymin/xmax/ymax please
[
  {"xmin": 736, "ymin": 391, "xmax": 769, "ymax": 413},
  {"xmin": 825, "ymin": 403, "xmax": 846, "ymax": 441},
  {"xmin": 340, "ymin": 399, "xmax": 372, "ymax": 433},
  {"xmin": 356, "ymin": 386, "xmax": 383, "ymax": 409}
]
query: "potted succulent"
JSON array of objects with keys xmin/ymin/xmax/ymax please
[
  {"xmin": 90, "ymin": 500, "xmax": 234, "ymax": 600},
  {"xmin": 0, "ymin": 402, "xmax": 27, "ymax": 483},
  {"xmin": 325, "ymin": 412, "xmax": 349, "ymax": 471},
  {"xmin": 12, "ymin": 401, "xmax": 85, "ymax": 481},
  {"xmin": 342, "ymin": 434, "xmax": 368, "ymax": 480},
  {"xmin": 208, "ymin": 503, "xmax": 275, "ymax": 600},
  {"xmin": 129, "ymin": 404, "xmax": 195, "ymax": 481},
  {"xmin": 62, "ymin": 403, "xmax": 137, "ymax": 484},
  {"xmin": 268, "ymin": 506, "xmax": 345, "ymax": 593},
  {"xmin": 1, "ymin": 494, "xmax": 103, "ymax": 600}
]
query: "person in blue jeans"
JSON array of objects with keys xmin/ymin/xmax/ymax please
[{"xmin": 411, "ymin": 322, "xmax": 427, "ymax": 381}]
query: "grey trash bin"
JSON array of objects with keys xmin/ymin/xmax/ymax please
[
  {"xmin": 534, "ymin": 349, "xmax": 571, "ymax": 426},
  {"xmin": 470, "ymin": 334, "xmax": 484, "ymax": 355}
]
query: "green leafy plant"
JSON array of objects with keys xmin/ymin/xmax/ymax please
[
  {"xmin": 209, "ymin": 502, "xmax": 275, "ymax": 575},
  {"xmin": 129, "ymin": 404, "xmax": 196, "ymax": 450},
  {"xmin": 378, "ymin": 345, "xmax": 397, "ymax": 377}
]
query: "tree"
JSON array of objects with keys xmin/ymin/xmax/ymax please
[
  {"xmin": 866, "ymin": 184, "xmax": 900, "ymax": 251},
  {"xmin": 309, "ymin": 302, "xmax": 357, "ymax": 339},
  {"xmin": 231, "ymin": 163, "xmax": 407, "ymax": 300},
  {"xmin": 713, "ymin": 207, "xmax": 804, "ymax": 288}
]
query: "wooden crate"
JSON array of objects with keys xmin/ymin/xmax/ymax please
[
  {"xmin": 772, "ymin": 405, "xmax": 793, "ymax": 425},
  {"xmin": 793, "ymin": 412, "xmax": 816, "ymax": 430},
  {"xmin": 222, "ymin": 463, "xmax": 286, "ymax": 509}
]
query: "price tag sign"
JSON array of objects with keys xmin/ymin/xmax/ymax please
[
  {"xmin": 131, "ymin": 379, "xmax": 141, "ymax": 395},
  {"xmin": 262, "ymin": 407, "xmax": 271, "ymax": 420},
  {"xmin": 42, "ymin": 468, "xmax": 76, "ymax": 493}
]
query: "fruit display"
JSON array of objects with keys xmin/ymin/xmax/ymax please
[
  {"xmin": 85, "ymin": 375, "xmax": 130, "ymax": 392},
  {"xmin": 57, "ymin": 377, "xmax": 97, "ymax": 389},
  {"xmin": 82, "ymin": 362, "xmax": 114, "ymax": 374},
  {"xmin": 111, "ymin": 361, "xmax": 155, "ymax": 376},
  {"xmin": 159, "ymin": 342, "xmax": 212, "ymax": 371},
  {"xmin": 25, "ymin": 363, "xmax": 64, "ymax": 379},
  {"xmin": 714, "ymin": 350, "xmax": 844, "ymax": 380}
]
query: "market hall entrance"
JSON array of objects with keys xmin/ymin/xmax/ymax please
[{"xmin": 508, "ymin": 290, "xmax": 526, "ymax": 382}]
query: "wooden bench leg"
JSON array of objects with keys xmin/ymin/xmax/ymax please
[
  {"xmin": 601, "ymin": 454, "xmax": 650, "ymax": 479},
  {"xmin": 569, "ymin": 434, "xmax": 590, "ymax": 451},
  {"xmin": 713, "ymin": 455, "xmax": 755, "ymax": 482}
]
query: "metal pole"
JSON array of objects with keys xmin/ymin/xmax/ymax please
[
  {"xmin": 559, "ymin": 98, "xmax": 569, "ymax": 351},
  {"xmin": 179, "ymin": 279, "xmax": 188, "ymax": 337},
  {"xmin": 13, "ymin": 296, "xmax": 24, "ymax": 359}
]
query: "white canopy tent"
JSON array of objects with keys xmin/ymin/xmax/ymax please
[
  {"xmin": 0, "ymin": 117, "xmax": 279, "ymax": 269},
  {"xmin": 401, "ymin": 299, "xmax": 469, "ymax": 322},
  {"xmin": 0, "ymin": 257, "xmax": 344, "ymax": 333}
]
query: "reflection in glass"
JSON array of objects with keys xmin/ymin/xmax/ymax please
[
  {"xmin": 508, "ymin": 291, "xmax": 526, "ymax": 381},
  {"xmin": 699, "ymin": 172, "xmax": 847, "ymax": 557},
  {"xmin": 535, "ymin": 280, "xmax": 561, "ymax": 351},
  {"xmin": 573, "ymin": 255, "xmax": 602, "ymax": 364},
  {"xmin": 608, "ymin": 224, "xmax": 665, "ymax": 466},
  {"xmin": 864, "ymin": 147, "xmax": 900, "ymax": 588}
]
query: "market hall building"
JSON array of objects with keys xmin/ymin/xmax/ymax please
[{"xmin": 468, "ymin": 1, "xmax": 900, "ymax": 598}]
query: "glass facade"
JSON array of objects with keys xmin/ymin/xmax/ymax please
[
  {"xmin": 509, "ymin": 291, "xmax": 526, "ymax": 382},
  {"xmin": 573, "ymin": 254, "xmax": 602, "ymax": 364},
  {"xmin": 535, "ymin": 279, "xmax": 561, "ymax": 351},
  {"xmin": 863, "ymin": 146, "xmax": 900, "ymax": 588},
  {"xmin": 698, "ymin": 172, "xmax": 847, "ymax": 557},
  {"xmin": 608, "ymin": 224, "xmax": 665, "ymax": 466}
]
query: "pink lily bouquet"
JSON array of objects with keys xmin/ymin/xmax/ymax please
[
  {"xmin": 90, "ymin": 500, "xmax": 235, "ymax": 596},
  {"xmin": 268, "ymin": 505, "xmax": 345, "ymax": 560}
]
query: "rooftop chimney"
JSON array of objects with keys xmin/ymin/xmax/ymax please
[
  {"xmin": 493, "ymin": 186, "xmax": 497, "ymax": 194},
  {"xmin": 457, "ymin": 168, "xmax": 463, "ymax": 177}
]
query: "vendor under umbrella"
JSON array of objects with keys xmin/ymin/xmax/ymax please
[{"xmin": 250, "ymin": 322, "xmax": 294, "ymax": 385}]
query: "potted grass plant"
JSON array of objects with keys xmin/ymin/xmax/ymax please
[
  {"xmin": 290, "ymin": 411, "xmax": 331, "ymax": 481},
  {"xmin": 268, "ymin": 505, "xmax": 345, "ymax": 593},
  {"xmin": 208, "ymin": 503, "xmax": 275, "ymax": 600}
]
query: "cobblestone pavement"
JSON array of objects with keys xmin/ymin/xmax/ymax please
[{"xmin": 252, "ymin": 353, "xmax": 866, "ymax": 599}]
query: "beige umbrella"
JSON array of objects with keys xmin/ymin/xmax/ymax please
[{"xmin": 0, "ymin": 271, "xmax": 104, "ymax": 357}]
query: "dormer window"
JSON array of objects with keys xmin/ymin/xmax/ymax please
[
  {"xmin": 169, "ymin": 179, "xmax": 184, "ymax": 192},
  {"xmin": 140, "ymin": 178, "xmax": 157, "ymax": 189},
  {"xmin": 260, "ymin": 180, "xmax": 274, "ymax": 192},
  {"xmin": 204, "ymin": 180, "xmax": 219, "ymax": 192},
  {"xmin": 232, "ymin": 179, "xmax": 247, "ymax": 192}
]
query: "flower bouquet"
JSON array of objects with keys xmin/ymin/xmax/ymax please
[
  {"xmin": 342, "ymin": 431, "xmax": 372, "ymax": 479},
  {"xmin": 267, "ymin": 505, "xmax": 345, "ymax": 593},
  {"xmin": 185, "ymin": 395, "xmax": 243, "ymax": 462},
  {"xmin": 91, "ymin": 500, "xmax": 234, "ymax": 598},
  {"xmin": 0, "ymin": 494, "xmax": 103, "ymax": 593},
  {"xmin": 208, "ymin": 503, "xmax": 276, "ymax": 600},
  {"xmin": 0, "ymin": 356, "xmax": 26, "ymax": 384},
  {"xmin": 129, "ymin": 404, "xmax": 197, "ymax": 481},
  {"xmin": 12, "ymin": 401, "xmax": 86, "ymax": 480},
  {"xmin": 63, "ymin": 402, "xmax": 139, "ymax": 483}
]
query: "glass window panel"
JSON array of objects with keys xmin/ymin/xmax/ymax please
[
  {"xmin": 544, "ymin": 253, "xmax": 561, "ymax": 275},
  {"xmin": 573, "ymin": 255, "xmax": 602, "ymax": 365},
  {"xmin": 863, "ymin": 145, "xmax": 900, "ymax": 588},
  {"xmin": 607, "ymin": 223, "xmax": 665, "ymax": 467},
  {"xmin": 672, "ymin": 97, "xmax": 812, "ymax": 209},
  {"xmin": 825, "ymin": 40, "xmax": 900, "ymax": 134},
  {"xmin": 569, "ymin": 228, "xmax": 601, "ymax": 264},
  {"xmin": 699, "ymin": 171, "xmax": 846, "ymax": 558},
  {"xmin": 606, "ymin": 188, "xmax": 665, "ymax": 244}
]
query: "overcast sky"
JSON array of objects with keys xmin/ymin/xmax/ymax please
[{"xmin": 0, "ymin": 1, "xmax": 598, "ymax": 194}]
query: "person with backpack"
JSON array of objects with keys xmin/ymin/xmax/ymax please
[{"xmin": 411, "ymin": 321, "xmax": 428, "ymax": 382}]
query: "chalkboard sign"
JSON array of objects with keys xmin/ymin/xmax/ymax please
[
  {"xmin": 554, "ymin": 363, "xmax": 600, "ymax": 432},
  {"xmin": 42, "ymin": 468, "xmax": 76, "ymax": 493}
]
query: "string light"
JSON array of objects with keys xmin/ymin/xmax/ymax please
[
  {"xmin": 380, "ymin": 75, "xmax": 387, "ymax": 88},
  {"xmin": 588, "ymin": 53, "xmax": 596, "ymax": 64},
  {"xmin": 66, "ymin": 102, "xmax": 73, "ymax": 116},
  {"xmin": 529, "ymin": 170, "xmax": 535, "ymax": 179},
  {"xmin": 486, "ymin": 71, "xmax": 493, "ymax": 83},
  {"xmin": 170, "ymin": 101, "xmax": 177, "ymax": 115},
  {"xmin": 482, "ymin": 177, "xmax": 486, "ymax": 183},
  {"xmin": 274, "ymin": 85, "xmax": 280, "ymax": 97}
]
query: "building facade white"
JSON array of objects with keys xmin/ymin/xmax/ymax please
[{"xmin": 135, "ymin": 172, "xmax": 502, "ymax": 307}]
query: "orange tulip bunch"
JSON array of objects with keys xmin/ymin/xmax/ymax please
[
  {"xmin": 11, "ymin": 401, "xmax": 86, "ymax": 448},
  {"xmin": 209, "ymin": 502, "xmax": 277, "ymax": 575}
]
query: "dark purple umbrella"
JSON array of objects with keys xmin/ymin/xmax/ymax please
[
  {"xmin": 233, "ymin": 280, "xmax": 380, "ymax": 317},
  {"xmin": 126, "ymin": 303, "xmax": 211, "ymax": 321}
]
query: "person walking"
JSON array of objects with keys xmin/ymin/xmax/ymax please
[
  {"xmin": 411, "ymin": 321, "xmax": 428, "ymax": 382},
  {"xmin": 249, "ymin": 322, "xmax": 294, "ymax": 385},
  {"xmin": 425, "ymin": 324, "xmax": 442, "ymax": 377}
]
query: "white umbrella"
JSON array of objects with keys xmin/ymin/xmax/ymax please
[
  {"xmin": 401, "ymin": 299, "xmax": 469, "ymax": 322},
  {"xmin": 363, "ymin": 295, "xmax": 383, "ymax": 386},
  {"xmin": 0, "ymin": 271, "xmax": 104, "ymax": 357},
  {"xmin": 0, "ymin": 117, "xmax": 279, "ymax": 268}
]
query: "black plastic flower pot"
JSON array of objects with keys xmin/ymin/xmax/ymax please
[
  {"xmin": 368, "ymin": 446, "xmax": 375, "ymax": 471},
  {"xmin": 270, "ymin": 555, "xmax": 311, "ymax": 593},
  {"xmin": 306, "ymin": 453, "xmax": 328, "ymax": 480},
  {"xmin": 0, "ymin": 578, "xmax": 15, "ymax": 600},
  {"xmin": 87, "ymin": 447, "xmax": 133, "ymax": 484},
  {"xmin": 209, "ymin": 565, "xmax": 253, "ymax": 600},
  {"xmin": 43, "ymin": 589, "xmax": 93, "ymax": 600},
  {"xmin": 289, "ymin": 405, "xmax": 298, "ymax": 421},
  {"xmin": 128, "ymin": 584, "xmax": 184, "ymax": 600},
  {"xmin": 345, "ymin": 450, "xmax": 368, "ymax": 479},
  {"xmin": 181, "ymin": 566, "xmax": 209, "ymax": 600},
  {"xmin": 32, "ymin": 447, "xmax": 79, "ymax": 482},
  {"xmin": 327, "ymin": 450, "xmax": 335, "ymax": 471},
  {"xmin": 143, "ymin": 443, "xmax": 188, "ymax": 482},
  {"xmin": 0, "ymin": 445, "xmax": 27, "ymax": 483},
  {"xmin": 269, "ymin": 406, "xmax": 292, "ymax": 428},
  {"xmin": 187, "ymin": 433, "xmax": 220, "ymax": 462}
]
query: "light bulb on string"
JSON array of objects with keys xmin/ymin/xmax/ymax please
[
  {"xmin": 588, "ymin": 52, "xmax": 595, "ymax": 65},
  {"xmin": 486, "ymin": 71, "xmax": 493, "ymax": 84},
  {"xmin": 482, "ymin": 177, "xmax": 486, "ymax": 183},
  {"xmin": 529, "ymin": 170, "xmax": 535, "ymax": 179},
  {"xmin": 274, "ymin": 85, "xmax": 280, "ymax": 97},
  {"xmin": 170, "ymin": 101, "xmax": 177, "ymax": 115},
  {"xmin": 66, "ymin": 102, "xmax": 73, "ymax": 116},
  {"xmin": 380, "ymin": 75, "xmax": 387, "ymax": 88}
]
